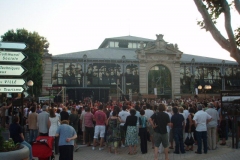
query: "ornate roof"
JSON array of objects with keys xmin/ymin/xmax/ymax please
[{"xmin": 52, "ymin": 35, "xmax": 237, "ymax": 65}]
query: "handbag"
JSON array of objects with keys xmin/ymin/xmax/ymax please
[{"xmin": 184, "ymin": 133, "xmax": 194, "ymax": 146}]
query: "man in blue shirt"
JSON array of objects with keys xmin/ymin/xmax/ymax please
[
  {"xmin": 56, "ymin": 120, "xmax": 77, "ymax": 160},
  {"xmin": 171, "ymin": 107, "xmax": 185, "ymax": 154}
]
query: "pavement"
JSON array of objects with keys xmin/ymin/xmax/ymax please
[{"xmin": 42, "ymin": 139, "xmax": 240, "ymax": 160}]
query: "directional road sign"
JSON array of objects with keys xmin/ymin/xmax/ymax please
[
  {"xmin": 0, "ymin": 51, "xmax": 27, "ymax": 63},
  {"xmin": 0, "ymin": 86, "xmax": 24, "ymax": 93},
  {"xmin": 0, "ymin": 64, "xmax": 27, "ymax": 76},
  {"xmin": 0, "ymin": 78, "xmax": 25, "ymax": 86},
  {"xmin": 0, "ymin": 42, "xmax": 26, "ymax": 50}
]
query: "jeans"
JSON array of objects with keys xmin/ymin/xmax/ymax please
[
  {"xmin": 196, "ymin": 131, "xmax": 207, "ymax": 153},
  {"xmin": 173, "ymin": 128, "xmax": 185, "ymax": 153},
  {"xmin": 29, "ymin": 129, "xmax": 38, "ymax": 143},
  {"xmin": 21, "ymin": 140, "xmax": 33, "ymax": 160}
]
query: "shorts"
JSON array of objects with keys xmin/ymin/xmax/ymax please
[
  {"xmin": 153, "ymin": 132, "xmax": 169, "ymax": 148},
  {"xmin": 94, "ymin": 125, "xmax": 105, "ymax": 138}
]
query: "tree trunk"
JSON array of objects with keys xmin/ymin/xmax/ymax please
[{"xmin": 193, "ymin": 0, "xmax": 240, "ymax": 64}]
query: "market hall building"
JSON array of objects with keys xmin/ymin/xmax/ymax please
[{"xmin": 42, "ymin": 34, "xmax": 239, "ymax": 102}]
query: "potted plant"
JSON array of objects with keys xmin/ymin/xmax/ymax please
[{"xmin": 0, "ymin": 127, "xmax": 29, "ymax": 160}]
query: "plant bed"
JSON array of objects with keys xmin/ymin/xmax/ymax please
[{"xmin": 0, "ymin": 144, "xmax": 29, "ymax": 160}]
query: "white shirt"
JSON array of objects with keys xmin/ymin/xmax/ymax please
[
  {"xmin": 205, "ymin": 108, "xmax": 219, "ymax": 128},
  {"xmin": 183, "ymin": 110, "xmax": 189, "ymax": 120},
  {"xmin": 118, "ymin": 110, "xmax": 130, "ymax": 126},
  {"xmin": 145, "ymin": 109, "xmax": 154, "ymax": 126},
  {"xmin": 164, "ymin": 111, "xmax": 171, "ymax": 132},
  {"xmin": 193, "ymin": 110, "xmax": 212, "ymax": 132}
]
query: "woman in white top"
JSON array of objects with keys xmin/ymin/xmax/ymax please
[{"xmin": 48, "ymin": 108, "xmax": 60, "ymax": 154}]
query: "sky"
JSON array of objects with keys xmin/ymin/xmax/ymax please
[{"xmin": 0, "ymin": 0, "xmax": 238, "ymax": 61}]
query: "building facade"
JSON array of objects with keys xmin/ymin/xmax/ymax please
[{"xmin": 42, "ymin": 34, "xmax": 239, "ymax": 102}]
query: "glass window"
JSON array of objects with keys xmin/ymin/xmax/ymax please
[
  {"xmin": 148, "ymin": 65, "xmax": 171, "ymax": 95},
  {"xmin": 109, "ymin": 42, "xmax": 114, "ymax": 47},
  {"xmin": 115, "ymin": 42, "xmax": 119, "ymax": 47},
  {"xmin": 128, "ymin": 43, "xmax": 132, "ymax": 48},
  {"xmin": 133, "ymin": 43, "xmax": 137, "ymax": 48}
]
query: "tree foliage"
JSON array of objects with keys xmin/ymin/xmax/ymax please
[
  {"xmin": 194, "ymin": 0, "xmax": 240, "ymax": 64},
  {"xmin": 1, "ymin": 29, "xmax": 49, "ymax": 97}
]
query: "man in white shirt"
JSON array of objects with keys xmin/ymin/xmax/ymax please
[
  {"xmin": 193, "ymin": 104, "xmax": 212, "ymax": 154},
  {"xmin": 205, "ymin": 102, "xmax": 219, "ymax": 150},
  {"xmin": 118, "ymin": 105, "xmax": 130, "ymax": 147}
]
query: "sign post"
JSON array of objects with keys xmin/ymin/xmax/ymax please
[{"xmin": 0, "ymin": 42, "xmax": 28, "ymax": 128}]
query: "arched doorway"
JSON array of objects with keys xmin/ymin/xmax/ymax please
[{"xmin": 148, "ymin": 65, "xmax": 172, "ymax": 98}]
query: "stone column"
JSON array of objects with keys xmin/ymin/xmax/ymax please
[
  {"xmin": 42, "ymin": 54, "xmax": 52, "ymax": 96},
  {"xmin": 139, "ymin": 62, "xmax": 148, "ymax": 95}
]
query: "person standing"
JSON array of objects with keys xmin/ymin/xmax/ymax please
[
  {"xmin": 9, "ymin": 116, "xmax": 34, "ymax": 160},
  {"xmin": 56, "ymin": 120, "xmax": 77, "ymax": 160},
  {"xmin": 138, "ymin": 109, "xmax": 148, "ymax": 154},
  {"xmin": 124, "ymin": 109, "xmax": 138, "ymax": 155},
  {"xmin": 149, "ymin": 104, "xmax": 171, "ymax": 160},
  {"xmin": 69, "ymin": 107, "xmax": 80, "ymax": 151},
  {"xmin": 106, "ymin": 110, "xmax": 121, "ymax": 154},
  {"xmin": 84, "ymin": 106, "xmax": 94, "ymax": 146},
  {"xmin": 144, "ymin": 103, "xmax": 154, "ymax": 148},
  {"xmin": 171, "ymin": 107, "xmax": 185, "ymax": 154},
  {"xmin": 0, "ymin": 102, "xmax": 12, "ymax": 128},
  {"xmin": 80, "ymin": 105, "xmax": 86, "ymax": 145},
  {"xmin": 205, "ymin": 102, "xmax": 219, "ymax": 150},
  {"xmin": 118, "ymin": 105, "xmax": 130, "ymax": 147},
  {"xmin": 92, "ymin": 105, "xmax": 107, "ymax": 151},
  {"xmin": 60, "ymin": 107, "xmax": 69, "ymax": 121},
  {"xmin": 185, "ymin": 107, "xmax": 196, "ymax": 151},
  {"xmin": 28, "ymin": 105, "xmax": 38, "ymax": 144},
  {"xmin": 37, "ymin": 105, "xmax": 49, "ymax": 136},
  {"xmin": 193, "ymin": 104, "xmax": 212, "ymax": 154},
  {"xmin": 48, "ymin": 108, "xmax": 60, "ymax": 154}
]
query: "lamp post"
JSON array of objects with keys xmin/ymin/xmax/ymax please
[
  {"xmin": 198, "ymin": 85, "xmax": 211, "ymax": 99},
  {"xmin": 27, "ymin": 80, "xmax": 34, "ymax": 99}
]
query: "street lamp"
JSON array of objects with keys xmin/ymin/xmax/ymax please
[
  {"xmin": 198, "ymin": 85, "xmax": 211, "ymax": 99},
  {"xmin": 27, "ymin": 80, "xmax": 34, "ymax": 98}
]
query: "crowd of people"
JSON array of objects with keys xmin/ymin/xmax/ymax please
[{"xmin": 0, "ymin": 96, "xmax": 239, "ymax": 160}]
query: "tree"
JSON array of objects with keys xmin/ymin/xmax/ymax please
[
  {"xmin": 1, "ymin": 29, "xmax": 49, "ymax": 97},
  {"xmin": 193, "ymin": 0, "xmax": 240, "ymax": 64}
]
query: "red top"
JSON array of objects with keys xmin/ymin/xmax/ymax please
[{"xmin": 94, "ymin": 110, "xmax": 107, "ymax": 125}]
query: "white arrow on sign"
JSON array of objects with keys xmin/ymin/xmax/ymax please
[
  {"xmin": 0, "ymin": 86, "xmax": 24, "ymax": 93},
  {"xmin": 0, "ymin": 51, "xmax": 27, "ymax": 63},
  {"xmin": 0, "ymin": 79, "xmax": 25, "ymax": 86},
  {"xmin": 0, "ymin": 42, "xmax": 26, "ymax": 50},
  {"xmin": 0, "ymin": 64, "xmax": 27, "ymax": 76}
]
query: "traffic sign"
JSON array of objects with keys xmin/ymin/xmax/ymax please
[
  {"xmin": 0, "ymin": 86, "xmax": 24, "ymax": 93},
  {"xmin": 0, "ymin": 42, "xmax": 26, "ymax": 50},
  {"xmin": 0, "ymin": 51, "xmax": 27, "ymax": 63},
  {"xmin": 0, "ymin": 78, "xmax": 25, "ymax": 86},
  {"xmin": 0, "ymin": 64, "xmax": 27, "ymax": 76}
]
